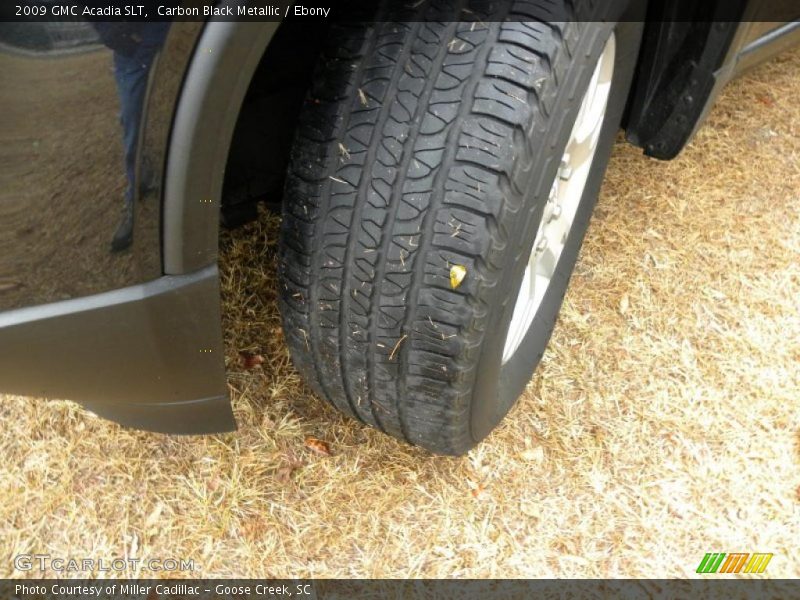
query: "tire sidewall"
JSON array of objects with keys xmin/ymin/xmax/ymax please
[{"xmin": 469, "ymin": 19, "xmax": 644, "ymax": 442}]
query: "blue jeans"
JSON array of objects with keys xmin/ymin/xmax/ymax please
[{"xmin": 109, "ymin": 24, "xmax": 170, "ymax": 205}]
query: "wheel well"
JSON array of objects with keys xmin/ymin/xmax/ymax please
[{"xmin": 220, "ymin": 20, "xmax": 330, "ymax": 227}]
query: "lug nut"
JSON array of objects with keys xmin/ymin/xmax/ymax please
[{"xmin": 559, "ymin": 155, "xmax": 572, "ymax": 180}]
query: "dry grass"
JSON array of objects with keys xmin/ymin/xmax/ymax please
[{"xmin": 2, "ymin": 47, "xmax": 800, "ymax": 580}]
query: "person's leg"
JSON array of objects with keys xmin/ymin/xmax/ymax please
[{"xmin": 110, "ymin": 48, "xmax": 156, "ymax": 251}]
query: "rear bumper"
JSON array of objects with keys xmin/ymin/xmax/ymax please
[{"xmin": 0, "ymin": 265, "xmax": 235, "ymax": 434}]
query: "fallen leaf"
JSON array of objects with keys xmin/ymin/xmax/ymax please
[
  {"xmin": 304, "ymin": 437, "xmax": 332, "ymax": 456},
  {"xmin": 450, "ymin": 264, "xmax": 467, "ymax": 289},
  {"xmin": 470, "ymin": 482, "xmax": 487, "ymax": 499},
  {"xmin": 239, "ymin": 351, "xmax": 265, "ymax": 369}
]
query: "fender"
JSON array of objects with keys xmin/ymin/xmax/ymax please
[
  {"xmin": 162, "ymin": 20, "xmax": 280, "ymax": 274},
  {"xmin": 624, "ymin": 0, "xmax": 747, "ymax": 159},
  {"xmin": 625, "ymin": 0, "xmax": 800, "ymax": 159}
]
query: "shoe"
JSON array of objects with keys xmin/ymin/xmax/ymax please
[{"xmin": 110, "ymin": 202, "xmax": 133, "ymax": 252}]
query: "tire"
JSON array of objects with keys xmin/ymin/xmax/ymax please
[{"xmin": 279, "ymin": 1, "xmax": 643, "ymax": 454}]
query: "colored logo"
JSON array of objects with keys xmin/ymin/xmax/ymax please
[{"xmin": 696, "ymin": 553, "xmax": 773, "ymax": 574}]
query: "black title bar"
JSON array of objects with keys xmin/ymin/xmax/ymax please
[{"xmin": 1, "ymin": 0, "xmax": 799, "ymax": 23}]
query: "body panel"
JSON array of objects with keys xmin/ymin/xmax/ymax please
[
  {"xmin": 0, "ymin": 21, "xmax": 203, "ymax": 311},
  {"xmin": 733, "ymin": 20, "xmax": 800, "ymax": 75},
  {"xmin": 0, "ymin": 20, "xmax": 236, "ymax": 433},
  {"xmin": 0, "ymin": 265, "xmax": 234, "ymax": 432}
]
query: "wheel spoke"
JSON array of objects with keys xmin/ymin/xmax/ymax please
[
  {"xmin": 502, "ymin": 34, "xmax": 616, "ymax": 364},
  {"xmin": 567, "ymin": 124, "xmax": 598, "ymax": 172},
  {"xmin": 528, "ymin": 254, "xmax": 538, "ymax": 297}
]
